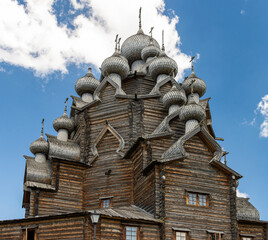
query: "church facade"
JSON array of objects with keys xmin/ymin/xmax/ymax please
[{"xmin": 0, "ymin": 11, "xmax": 267, "ymax": 240}]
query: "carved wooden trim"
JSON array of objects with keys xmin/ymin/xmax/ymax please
[
  {"xmin": 91, "ymin": 122, "xmax": 125, "ymax": 160},
  {"xmin": 162, "ymin": 125, "xmax": 222, "ymax": 162},
  {"xmin": 93, "ymin": 76, "xmax": 126, "ymax": 101}
]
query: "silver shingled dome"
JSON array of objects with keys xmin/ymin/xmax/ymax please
[
  {"xmin": 179, "ymin": 95, "xmax": 206, "ymax": 122},
  {"xmin": 75, "ymin": 68, "xmax": 100, "ymax": 97},
  {"xmin": 141, "ymin": 39, "xmax": 160, "ymax": 62},
  {"xmin": 53, "ymin": 112, "xmax": 75, "ymax": 133},
  {"xmin": 148, "ymin": 51, "xmax": 178, "ymax": 80},
  {"xmin": 101, "ymin": 51, "xmax": 130, "ymax": 80},
  {"xmin": 182, "ymin": 71, "xmax": 207, "ymax": 97},
  {"xmin": 162, "ymin": 85, "xmax": 187, "ymax": 108},
  {"xmin": 121, "ymin": 32, "xmax": 160, "ymax": 65},
  {"xmin": 30, "ymin": 135, "xmax": 49, "ymax": 155}
]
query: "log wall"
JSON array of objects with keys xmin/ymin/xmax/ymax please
[
  {"xmin": 238, "ymin": 222, "xmax": 267, "ymax": 240},
  {"xmin": 163, "ymin": 135, "xmax": 233, "ymax": 240},
  {"xmin": 37, "ymin": 161, "xmax": 84, "ymax": 215}
]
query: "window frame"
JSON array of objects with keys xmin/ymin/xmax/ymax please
[
  {"xmin": 123, "ymin": 225, "xmax": 140, "ymax": 240},
  {"xmin": 186, "ymin": 191, "xmax": 209, "ymax": 207},
  {"xmin": 22, "ymin": 227, "xmax": 38, "ymax": 240},
  {"xmin": 100, "ymin": 197, "xmax": 112, "ymax": 208},
  {"xmin": 241, "ymin": 237, "xmax": 254, "ymax": 240},
  {"xmin": 208, "ymin": 232, "xmax": 223, "ymax": 240},
  {"xmin": 173, "ymin": 231, "xmax": 188, "ymax": 240}
]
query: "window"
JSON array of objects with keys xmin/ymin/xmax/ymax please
[
  {"xmin": 175, "ymin": 231, "xmax": 187, "ymax": 240},
  {"xmin": 100, "ymin": 198, "xmax": 112, "ymax": 208},
  {"xmin": 241, "ymin": 237, "xmax": 253, "ymax": 240},
  {"xmin": 208, "ymin": 233, "xmax": 223, "ymax": 240},
  {"xmin": 23, "ymin": 228, "xmax": 36, "ymax": 240},
  {"xmin": 186, "ymin": 192, "xmax": 209, "ymax": 207},
  {"xmin": 124, "ymin": 226, "xmax": 139, "ymax": 240}
]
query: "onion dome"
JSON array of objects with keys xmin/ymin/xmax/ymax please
[
  {"xmin": 148, "ymin": 51, "xmax": 178, "ymax": 80},
  {"xmin": 182, "ymin": 71, "xmax": 207, "ymax": 97},
  {"xmin": 53, "ymin": 99, "xmax": 75, "ymax": 133},
  {"xmin": 121, "ymin": 8, "xmax": 160, "ymax": 65},
  {"xmin": 148, "ymin": 31, "xmax": 178, "ymax": 80},
  {"xmin": 141, "ymin": 37, "xmax": 160, "ymax": 62},
  {"xmin": 30, "ymin": 136, "xmax": 48, "ymax": 155},
  {"xmin": 53, "ymin": 113, "xmax": 74, "ymax": 133},
  {"xmin": 179, "ymin": 95, "xmax": 206, "ymax": 122},
  {"xmin": 75, "ymin": 68, "xmax": 100, "ymax": 97},
  {"xmin": 121, "ymin": 33, "xmax": 160, "ymax": 65},
  {"xmin": 30, "ymin": 118, "xmax": 48, "ymax": 155},
  {"xmin": 162, "ymin": 85, "xmax": 187, "ymax": 108},
  {"xmin": 101, "ymin": 51, "xmax": 130, "ymax": 80}
]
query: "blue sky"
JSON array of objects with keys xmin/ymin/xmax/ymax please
[{"xmin": 0, "ymin": 0, "xmax": 267, "ymax": 220}]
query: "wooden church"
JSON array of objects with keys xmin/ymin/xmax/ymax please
[{"xmin": 0, "ymin": 9, "xmax": 267, "ymax": 240}]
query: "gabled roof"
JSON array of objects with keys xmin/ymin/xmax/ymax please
[
  {"xmin": 89, "ymin": 121, "xmax": 125, "ymax": 164},
  {"xmin": 161, "ymin": 125, "xmax": 242, "ymax": 178},
  {"xmin": 149, "ymin": 75, "xmax": 179, "ymax": 95},
  {"xmin": 93, "ymin": 76, "xmax": 126, "ymax": 100}
]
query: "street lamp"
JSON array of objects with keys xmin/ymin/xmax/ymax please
[{"xmin": 90, "ymin": 210, "xmax": 100, "ymax": 240}]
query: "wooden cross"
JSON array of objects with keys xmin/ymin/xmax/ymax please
[{"xmin": 149, "ymin": 27, "xmax": 154, "ymax": 38}]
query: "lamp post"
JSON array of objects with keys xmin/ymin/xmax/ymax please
[{"xmin": 90, "ymin": 210, "xmax": 100, "ymax": 240}]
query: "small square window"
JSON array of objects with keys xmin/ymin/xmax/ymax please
[
  {"xmin": 175, "ymin": 231, "xmax": 187, "ymax": 240},
  {"xmin": 100, "ymin": 198, "xmax": 112, "ymax": 208},
  {"xmin": 208, "ymin": 233, "xmax": 223, "ymax": 240},
  {"xmin": 124, "ymin": 226, "xmax": 138, "ymax": 240}
]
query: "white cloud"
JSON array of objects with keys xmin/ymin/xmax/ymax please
[
  {"xmin": 240, "ymin": 9, "xmax": 246, "ymax": 15},
  {"xmin": 237, "ymin": 189, "xmax": 249, "ymax": 198},
  {"xmin": 257, "ymin": 94, "xmax": 268, "ymax": 137},
  {"xmin": 0, "ymin": 67, "xmax": 5, "ymax": 72},
  {"xmin": 0, "ymin": 0, "xmax": 191, "ymax": 79}
]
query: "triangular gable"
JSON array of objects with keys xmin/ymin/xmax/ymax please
[
  {"xmin": 93, "ymin": 76, "xmax": 126, "ymax": 101},
  {"xmin": 149, "ymin": 76, "xmax": 179, "ymax": 95},
  {"xmin": 161, "ymin": 125, "xmax": 242, "ymax": 178},
  {"xmin": 162, "ymin": 125, "xmax": 222, "ymax": 162},
  {"xmin": 90, "ymin": 122, "xmax": 125, "ymax": 163}
]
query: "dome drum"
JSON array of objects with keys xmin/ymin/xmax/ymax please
[{"xmin": 185, "ymin": 119, "xmax": 199, "ymax": 133}]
